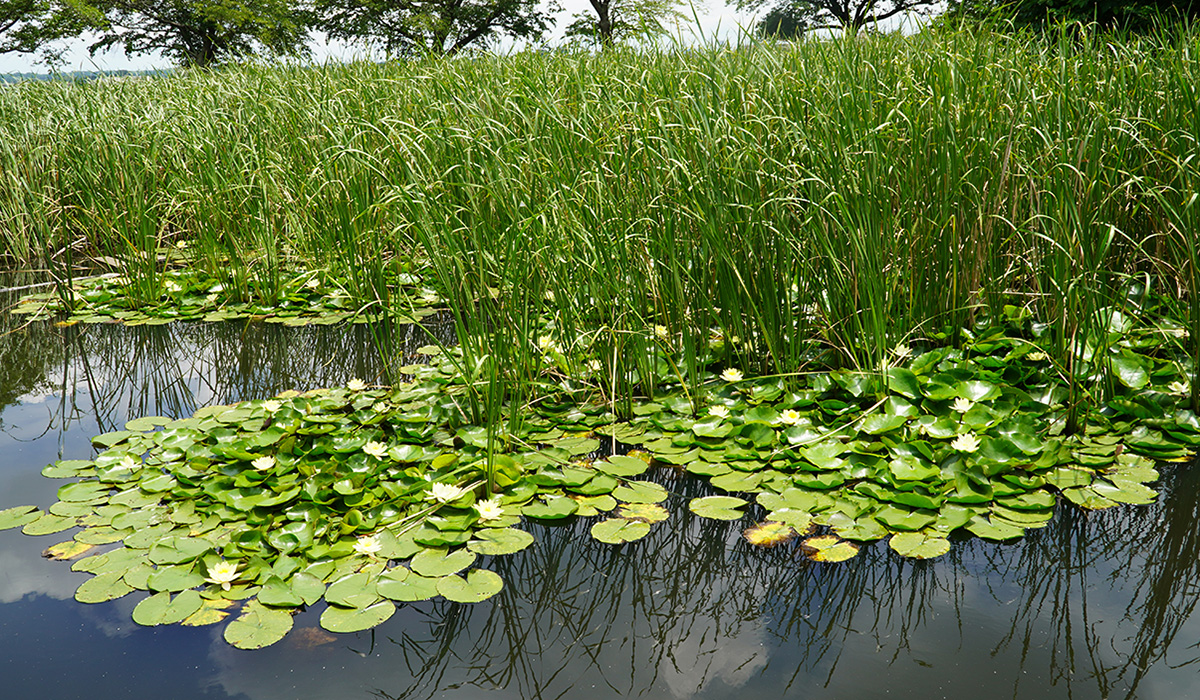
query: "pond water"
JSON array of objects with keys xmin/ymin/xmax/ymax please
[{"xmin": 3, "ymin": 297, "xmax": 1200, "ymax": 699}]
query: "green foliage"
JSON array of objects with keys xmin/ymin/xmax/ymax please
[
  {"xmin": 563, "ymin": 0, "xmax": 694, "ymax": 47},
  {"xmin": 2, "ymin": 0, "xmax": 308, "ymax": 67},
  {"xmin": 944, "ymin": 0, "xmax": 1200, "ymax": 33},
  {"xmin": 739, "ymin": 0, "xmax": 939, "ymax": 36},
  {"xmin": 315, "ymin": 0, "xmax": 552, "ymax": 56}
]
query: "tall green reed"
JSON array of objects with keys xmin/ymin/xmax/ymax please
[{"xmin": 2, "ymin": 29, "xmax": 1199, "ymax": 424}]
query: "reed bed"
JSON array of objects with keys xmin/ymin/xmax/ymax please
[{"xmin": 2, "ymin": 27, "xmax": 1199, "ymax": 413}]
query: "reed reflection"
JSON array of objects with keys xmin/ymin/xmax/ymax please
[
  {"xmin": 355, "ymin": 465, "xmax": 1200, "ymax": 700},
  {"xmin": 0, "ymin": 314, "xmax": 456, "ymax": 439}
]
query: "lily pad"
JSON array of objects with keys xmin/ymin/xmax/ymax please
[
  {"xmin": 616, "ymin": 503, "xmax": 669, "ymax": 523},
  {"xmin": 467, "ymin": 528, "xmax": 535, "ymax": 556},
  {"xmin": 376, "ymin": 568, "xmax": 440, "ymax": 602},
  {"xmin": 320, "ymin": 600, "xmax": 396, "ymax": 633},
  {"xmin": 437, "ymin": 570, "xmax": 504, "ymax": 603},
  {"xmin": 888, "ymin": 531, "xmax": 951, "ymax": 559},
  {"xmin": 743, "ymin": 521, "xmax": 797, "ymax": 547},
  {"xmin": 75, "ymin": 571, "xmax": 135, "ymax": 603},
  {"xmin": 688, "ymin": 495, "xmax": 748, "ymax": 520},
  {"xmin": 224, "ymin": 600, "xmax": 294, "ymax": 649},
  {"xmin": 325, "ymin": 572, "xmax": 381, "ymax": 608},
  {"xmin": 802, "ymin": 535, "xmax": 859, "ymax": 562},
  {"xmin": 132, "ymin": 590, "xmax": 204, "ymax": 626},
  {"xmin": 612, "ymin": 481, "xmax": 668, "ymax": 504},
  {"xmin": 522, "ymin": 496, "xmax": 579, "ymax": 520},
  {"xmin": 21, "ymin": 513, "xmax": 77, "ymax": 536},
  {"xmin": 411, "ymin": 548, "xmax": 477, "ymax": 577},
  {"xmin": 590, "ymin": 518, "xmax": 651, "ymax": 544}
]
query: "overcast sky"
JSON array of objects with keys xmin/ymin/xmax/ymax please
[{"xmin": 0, "ymin": 0, "xmax": 763, "ymax": 74}]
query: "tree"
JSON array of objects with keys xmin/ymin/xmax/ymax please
[
  {"xmin": 944, "ymin": 0, "xmax": 1200, "ymax": 33},
  {"xmin": 315, "ymin": 0, "xmax": 553, "ymax": 56},
  {"xmin": 736, "ymin": 0, "xmax": 938, "ymax": 37},
  {"xmin": 1, "ymin": 0, "xmax": 100, "ymax": 62},
  {"xmin": 563, "ymin": 0, "xmax": 693, "ymax": 47},
  {"xmin": 2, "ymin": 0, "xmax": 309, "ymax": 67}
]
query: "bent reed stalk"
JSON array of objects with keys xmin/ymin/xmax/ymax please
[{"xmin": 2, "ymin": 27, "xmax": 1200, "ymax": 414}]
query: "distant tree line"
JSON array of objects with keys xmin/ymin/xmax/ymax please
[{"xmin": 2, "ymin": 0, "xmax": 1199, "ymax": 68}]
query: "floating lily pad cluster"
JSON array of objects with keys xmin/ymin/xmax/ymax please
[
  {"xmin": 12, "ymin": 267, "xmax": 440, "ymax": 326},
  {"xmin": 3, "ymin": 311, "xmax": 1198, "ymax": 649}
]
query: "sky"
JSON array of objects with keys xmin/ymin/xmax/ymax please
[{"xmin": 0, "ymin": 0, "xmax": 763, "ymax": 74}]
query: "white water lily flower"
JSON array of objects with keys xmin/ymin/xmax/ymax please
[
  {"xmin": 1027, "ymin": 351, "xmax": 1047, "ymax": 362},
  {"xmin": 261, "ymin": 399, "xmax": 282, "ymax": 413},
  {"xmin": 952, "ymin": 397, "xmax": 973, "ymax": 413},
  {"xmin": 1168, "ymin": 380, "xmax": 1190, "ymax": 395},
  {"xmin": 587, "ymin": 359, "xmax": 603, "ymax": 372},
  {"xmin": 353, "ymin": 535, "xmax": 383, "ymax": 557},
  {"xmin": 708, "ymin": 405, "xmax": 730, "ymax": 419},
  {"xmin": 778, "ymin": 409, "xmax": 802, "ymax": 426},
  {"xmin": 304, "ymin": 277, "xmax": 321, "ymax": 289},
  {"xmin": 346, "ymin": 378, "xmax": 368, "ymax": 392},
  {"xmin": 119, "ymin": 454, "xmax": 138, "ymax": 470},
  {"xmin": 251, "ymin": 455, "xmax": 275, "ymax": 471},
  {"xmin": 537, "ymin": 335, "xmax": 560, "ymax": 353},
  {"xmin": 429, "ymin": 482, "xmax": 467, "ymax": 503},
  {"xmin": 475, "ymin": 498, "xmax": 504, "ymax": 521},
  {"xmin": 893, "ymin": 343, "xmax": 913, "ymax": 360},
  {"xmin": 165, "ymin": 280, "xmax": 183, "ymax": 293},
  {"xmin": 720, "ymin": 368, "xmax": 744, "ymax": 382},
  {"xmin": 951, "ymin": 433, "xmax": 981, "ymax": 453},
  {"xmin": 205, "ymin": 561, "xmax": 240, "ymax": 591},
  {"xmin": 653, "ymin": 324, "xmax": 669, "ymax": 340},
  {"xmin": 363, "ymin": 441, "xmax": 388, "ymax": 459}
]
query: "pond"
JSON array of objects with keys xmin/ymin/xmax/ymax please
[{"xmin": 3, "ymin": 304, "xmax": 1200, "ymax": 699}]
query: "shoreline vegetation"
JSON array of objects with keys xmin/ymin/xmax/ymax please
[{"xmin": 4, "ymin": 27, "xmax": 1200, "ymax": 646}]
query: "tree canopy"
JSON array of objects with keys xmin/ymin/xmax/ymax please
[
  {"xmin": 738, "ymin": 0, "xmax": 939, "ymax": 37},
  {"xmin": 563, "ymin": 0, "xmax": 693, "ymax": 47},
  {"xmin": 315, "ymin": 0, "xmax": 552, "ymax": 56},
  {"xmin": 2, "ymin": 0, "xmax": 309, "ymax": 66},
  {"xmin": 945, "ymin": 0, "xmax": 1200, "ymax": 32}
]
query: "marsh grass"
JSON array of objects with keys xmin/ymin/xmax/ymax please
[{"xmin": 3, "ymin": 28, "xmax": 1200, "ymax": 415}]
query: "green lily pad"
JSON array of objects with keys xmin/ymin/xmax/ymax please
[
  {"xmin": 467, "ymin": 528, "xmax": 535, "ymax": 556},
  {"xmin": 75, "ymin": 571, "xmax": 135, "ymax": 603},
  {"xmin": 889, "ymin": 531, "xmax": 951, "ymax": 559},
  {"xmin": 965, "ymin": 515, "xmax": 1025, "ymax": 540},
  {"xmin": 132, "ymin": 590, "xmax": 204, "ymax": 626},
  {"xmin": 616, "ymin": 503, "xmax": 669, "ymax": 523},
  {"xmin": 522, "ymin": 496, "xmax": 579, "ymax": 520},
  {"xmin": 590, "ymin": 518, "xmax": 651, "ymax": 544},
  {"xmin": 688, "ymin": 496, "xmax": 748, "ymax": 520},
  {"xmin": 710, "ymin": 471, "xmax": 764, "ymax": 493},
  {"xmin": 325, "ymin": 572, "xmax": 381, "ymax": 608},
  {"xmin": 376, "ymin": 568, "xmax": 440, "ymax": 602},
  {"xmin": 21, "ymin": 513, "xmax": 77, "ymax": 536},
  {"xmin": 320, "ymin": 600, "xmax": 396, "ymax": 633},
  {"xmin": 612, "ymin": 481, "xmax": 668, "ymax": 504},
  {"xmin": 411, "ymin": 548, "xmax": 477, "ymax": 577},
  {"xmin": 594, "ymin": 455, "xmax": 649, "ymax": 477},
  {"xmin": 224, "ymin": 600, "xmax": 294, "ymax": 649},
  {"xmin": 57, "ymin": 481, "xmax": 109, "ymax": 502},
  {"xmin": 437, "ymin": 570, "xmax": 504, "ymax": 603}
]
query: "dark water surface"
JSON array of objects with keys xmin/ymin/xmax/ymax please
[{"xmin": 3, "ymin": 297, "xmax": 1200, "ymax": 700}]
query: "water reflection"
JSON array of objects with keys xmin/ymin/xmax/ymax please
[
  {"xmin": 204, "ymin": 465, "xmax": 1200, "ymax": 700},
  {"xmin": 1, "ymin": 311, "xmax": 1200, "ymax": 700}
]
